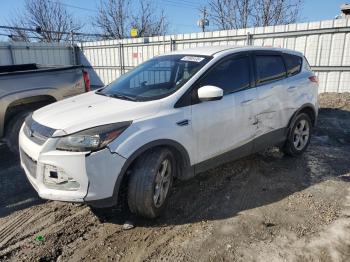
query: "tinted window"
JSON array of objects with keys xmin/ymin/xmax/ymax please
[
  {"xmin": 199, "ymin": 56, "xmax": 250, "ymax": 95},
  {"xmin": 255, "ymin": 55, "xmax": 286, "ymax": 85},
  {"xmin": 284, "ymin": 54, "xmax": 302, "ymax": 76}
]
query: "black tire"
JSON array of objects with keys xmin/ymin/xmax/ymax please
[
  {"xmin": 127, "ymin": 148, "xmax": 175, "ymax": 218},
  {"xmin": 283, "ymin": 113, "xmax": 312, "ymax": 156},
  {"xmin": 4, "ymin": 111, "xmax": 31, "ymax": 155}
]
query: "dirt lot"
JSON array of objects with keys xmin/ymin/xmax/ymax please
[{"xmin": 0, "ymin": 93, "xmax": 350, "ymax": 262}]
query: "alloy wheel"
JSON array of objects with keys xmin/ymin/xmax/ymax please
[
  {"xmin": 153, "ymin": 158, "xmax": 172, "ymax": 208},
  {"xmin": 293, "ymin": 119, "xmax": 310, "ymax": 150}
]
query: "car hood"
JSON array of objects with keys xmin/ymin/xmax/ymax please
[{"xmin": 32, "ymin": 91, "xmax": 161, "ymax": 135}]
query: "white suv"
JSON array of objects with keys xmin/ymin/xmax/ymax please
[{"xmin": 19, "ymin": 46, "xmax": 318, "ymax": 218}]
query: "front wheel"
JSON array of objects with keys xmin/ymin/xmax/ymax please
[
  {"xmin": 127, "ymin": 148, "xmax": 175, "ymax": 218},
  {"xmin": 283, "ymin": 113, "xmax": 312, "ymax": 156}
]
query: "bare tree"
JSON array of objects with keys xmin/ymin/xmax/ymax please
[
  {"xmin": 95, "ymin": 0, "xmax": 130, "ymax": 39},
  {"xmin": 208, "ymin": 0, "xmax": 237, "ymax": 30},
  {"xmin": 236, "ymin": 0, "xmax": 252, "ymax": 28},
  {"xmin": 7, "ymin": 0, "xmax": 83, "ymax": 42},
  {"xmin": 131, "ymin": 1, "xmax": 167, "ymax": 37},
  {"xmin": 252, "ymin": 0, "xmax": 302, "ymax": 27},
  {"xmin": 95, "ymin": 0, "xmax": 167, "ymax": 39},
  {"xmin": 208, "ymin": 0, "xmax": 302, "ymax": 30},
  {"xmin": 208, "ymin": 0, "xmax": 253, "ymax": 30},
  {"xmin": 7, "ymin": 28, "xmax": 30, "ymax": 42}
]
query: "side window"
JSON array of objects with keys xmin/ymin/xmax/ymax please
[
  {"xmin": 284, "ymin": 54, "xmax": 302, "ymax": 76},
  {"xmin": 199, "ymin": 56, "xmax": 250, "ymax": 95},
  {"xmin": 303, "ymin": 56, "xmax": 312, "ymax": 71},
  {"xmin": 255, "ymin": 55, "xmax": 286, "ymax": 85}
]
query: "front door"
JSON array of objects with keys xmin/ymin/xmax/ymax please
[{"xmin": 191, "ymin": 53, "xmax": 258, "ymax": 164}]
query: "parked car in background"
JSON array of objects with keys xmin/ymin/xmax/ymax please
[
  {"xmin": 19, "ymin": 46, "xmax": 318, "ymax": 218},
  {"xmin": 0, "ymin": 63, "xmax": 90, "ymax": 153}
]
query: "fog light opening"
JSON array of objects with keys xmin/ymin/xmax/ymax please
[
  {"xmin": 43, "ymin": 164, "xmax": 80, "ymax": 191},
  {"xmin": 49, "ymin": 171, "xmax": 58, "ymax": 179}
]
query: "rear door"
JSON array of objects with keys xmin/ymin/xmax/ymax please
[
  {"xmin": 280, "ymin": 53, "xmax": 305, "ymax": 126},
  {"xmin": 190, "ymin": 52, "xmax": 258, "ymax": 164},
  {"xmin": 253, "ymin": 51, "xmax": 287, "ymax": 146}
]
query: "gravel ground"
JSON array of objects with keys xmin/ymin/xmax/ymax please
[{"xmin": 0, "ymin": 93, "xmax": 349, "ymax": 262}]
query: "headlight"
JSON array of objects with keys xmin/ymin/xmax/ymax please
[{"xmin": 56, "ymin": 121, "xmax": 132, "ymax": 152}]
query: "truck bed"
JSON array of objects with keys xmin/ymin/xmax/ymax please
[
  {"xmin": 0, "ymin": 63, "xmax": 83, "ymax": 76},
  {"xmin": 0, "ymin": 63, "xmax": 89, "ymax": 140}
]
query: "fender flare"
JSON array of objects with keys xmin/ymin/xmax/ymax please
[
  {"xmin": 1, "ymin": 90, "xmax": 58, "ymax": 137},
  {"xmin": 286, "ymin": 103, "xmax": 317, "ymax": 137}
]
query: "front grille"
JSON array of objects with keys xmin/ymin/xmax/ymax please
[
  {"xmin": 20, "ymin": 148, "xmax": 37, "ymax": 178},
  {"xmin": 24, "ymin": 115, "xmax": 56, "ymax": 145}
]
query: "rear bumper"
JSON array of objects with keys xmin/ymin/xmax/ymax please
[{"xmin": 19, "ymin": 125, "xmax": 126, "ymax": 204}]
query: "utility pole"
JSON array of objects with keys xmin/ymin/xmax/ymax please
[
  {"xmin": 197, "ymin": 7, "xmax": 209, "ymax": 32},
  {"xmin": 201, "ymin": 7, "xmax": 207, "ymax": 33}
]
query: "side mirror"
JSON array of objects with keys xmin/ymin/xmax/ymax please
[{"xmin": 198, "ymin": 85, "xmax": 223, "ymax": 101}]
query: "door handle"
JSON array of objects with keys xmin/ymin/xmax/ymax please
[
  {"xmin": 287, "ymin": 86, "xmax": 296, "ymax": 92},
  {"xmin": 176, "ymin": 119, "xmax": 190, "ymax": 126},
  {"xmin": 241, "ymin": 99, "xmax": 255, "ymax": 105}
]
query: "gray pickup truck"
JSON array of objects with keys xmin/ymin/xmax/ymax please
[{"xmin": 0, "ymin": 63, "xmax": 90, "ymax": 153}]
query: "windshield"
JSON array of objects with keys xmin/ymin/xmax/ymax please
[{"xmin": 97, "ymin": 54, "xmax": 211, "ymax": 101}]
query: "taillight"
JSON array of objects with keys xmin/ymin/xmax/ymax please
[
  {"xmin": 308, "ymin": 75, "xmax": 318, "ymax": 83},
  {"xmin": 83, "ymin": 70, "xmax": 90, "ymax": 92}
]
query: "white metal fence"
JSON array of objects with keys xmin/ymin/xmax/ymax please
[
  {"xmin": 1, "ymin": 19, "xmax": 350, "ymax": 93},
  {"xmin": 80, "ymin": 18, "xmax": 350, "ymax": 93},
  {"xmin": 0, "ymin": 42, "xmax": 74, "ymax": 66}
]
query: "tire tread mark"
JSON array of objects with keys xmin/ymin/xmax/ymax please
[
  {"xmin": 0, "ymin": 207, "xmax": 50, "ymax": 249},
  {"xmin": 0, "ymin": 212, "xmax": 31, "ymax": 242}
]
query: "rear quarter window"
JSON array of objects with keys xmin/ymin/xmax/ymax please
[
  {"xmin": 303, "ymin": 56, "xmax": 312, "ymax": 71},
  {"xmin": 284, "ymin": 53, "xmax": 302, "ymax": 76}
]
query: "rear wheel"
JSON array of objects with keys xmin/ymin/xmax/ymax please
[
  {"xmin": 283, "ymin": 113, "xmax": 312, "ymax": 156},
  {"xmin": 127, "ymin": 148, "xmax": 175, "ymax": 218},
  {"xmin": 4, "ymin": 111, "xmax": 31, "ymax": 155}
]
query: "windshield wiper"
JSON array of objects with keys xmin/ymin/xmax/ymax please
[
  {"xmin": 108, "ymin": 93, "xmax": 138, "ymax": 101},
  {"xmin": 95, "ymin": 89, "xmax": 109, "ymax": 97}
]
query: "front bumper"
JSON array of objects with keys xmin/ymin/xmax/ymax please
[{"xmin": 19, "ymin": 125, "xmax": 126, "ymax": 203}]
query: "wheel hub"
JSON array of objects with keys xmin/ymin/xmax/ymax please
[
  {"xmin": 293, "ymin": 119, "xmax": 310, "ymax": 150},
  {"xmin": 153, "ymin": 159, "xmax": 171, "ymax": 208}
]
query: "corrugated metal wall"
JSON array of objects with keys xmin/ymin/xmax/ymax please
[
  {"xmin": 1, "ymin": 19, "xmax": 349, "ymax": 93},
  {"xmin": 0, "ymin": 42, "xmax": 74, "ymax": 66},
  {"xmin": 80, "ymin": 18, "xmax": 350, "ymax": 93}
]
